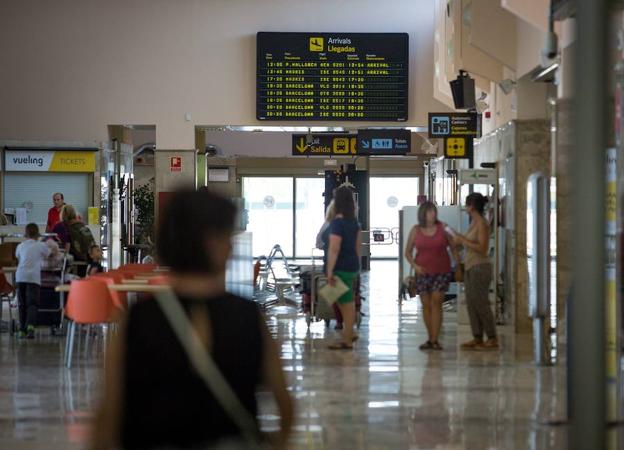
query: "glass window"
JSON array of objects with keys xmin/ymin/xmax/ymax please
[
  {"xmin": 369, "ymin": 177, "xmax": 419, "ymax": 258},
  {"xmin": 243, "ymin": 177, "xmax": 294, "ymax": 257},
  {"xmin": 295, "ymin": 178, "xmax": 325, "ymax": 257}
]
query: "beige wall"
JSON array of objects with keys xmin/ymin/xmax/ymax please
[
  {"xmin": 515, "ymin": 19, "xmax": 547, "ymax": 78},
  {"xmin": 0, "ymin": 0, "xmax": 446, "ymax": 148},
  {"xmin": 501, "ymin": 0, "xmax": 549, "ymax": 31},
  {"xmin": 470, "ymin": 0, "xmax": 518, "ymax": 69},
  {"xmin": 154, "ymin": 150, "xmax": 197, "ymax": 193}
]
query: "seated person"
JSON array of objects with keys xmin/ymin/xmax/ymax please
[{"xmin": 86, "ymin": 244, "xmax": 104, "ymax": 276}]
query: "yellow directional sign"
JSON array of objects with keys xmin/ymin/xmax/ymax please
[
  {"xmin": 446, "ymin": 138, "xmax": 465, "ymax": 156},
  {"xmin": 292, "ymin": 134, "xmax": 357, "ymax": 156},
  {"xmin": 295, "ymin": 137, "xmax": 307, "ymax": 154},
  {"xmin": 333, "ymin": 137, "xmax": 350, "ymax": 154},
  {"xmin": 444, "ymin": 137, "xmax": 472, "ymax": 159},
  {"xmin": 309, "ymin": 37, "xmax": 324, "ymax": 52}
]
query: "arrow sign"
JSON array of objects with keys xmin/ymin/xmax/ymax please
[
  {"xmin": 292, "ymin": 134, "xmax": 354, "ymax": 156},
  {"xmin": 295, "ymin": 137, "xmax": 307, "ymax": 154},
  {"xmin": 357, "ymin": 129, "xmax": 410, "ymax": 155}
]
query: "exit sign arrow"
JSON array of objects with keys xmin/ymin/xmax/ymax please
[{"xmin": 295, "ymin": 137, "xmax": 307, "ymax": 154}]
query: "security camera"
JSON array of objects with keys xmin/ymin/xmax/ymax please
[
  {"xmin": 499, "ymin": 79, "xmax": 516, "ymax": 95},
  {"xmin": 476, "ymin": 100, "xmax": 489, "ymax": 114},
  {"xmin": 306, "ymin": 128, "xmax": 314, "ymax": 146},
  {"xmin": 204, "ymin": 144, "xmax": 221, "ymax": 156},
  {"xmin": 420, "ymin": 137, "xmax": 439, "ymax": 154}
]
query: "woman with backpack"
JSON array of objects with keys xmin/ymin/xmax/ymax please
[{"xmin": 57, "ymin": 204, "xmax": 95, "ymax": 277}]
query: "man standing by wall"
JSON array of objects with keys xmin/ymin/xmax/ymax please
[{"xmin": 46, "ymin": 193, "xmax": 64, "ymax": 232}]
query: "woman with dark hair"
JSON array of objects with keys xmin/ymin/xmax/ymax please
[
  {"xmin": 92, "ymin": 188, "xmax": 293, "ymax": 450},
  {"xmin": 326, "ymin": 186, "xmax": 361, "ymax": 350},
  {"xmin": 404, "ymin": 201, "xmax": 459, "ymax": 351},
  {"xmin": 453, "ymin": 192, "xmax": 498, "ymax": 350}
]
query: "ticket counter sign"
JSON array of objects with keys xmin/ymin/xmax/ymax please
[
  {"xmin": 4, "ymin": 150, "xmax": 96, "ymax": 172},
  {"xmin": 292, "ymin": 134, "xmax": 357, "ymax": 156},
  {"xmin": 428, "ymin": 112, "xmax": 479, "ymax": 138}
]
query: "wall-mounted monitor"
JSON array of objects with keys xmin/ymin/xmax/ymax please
[{"xmin": 256, "ymin": 32, "xmax": 409, "ymax": 121}]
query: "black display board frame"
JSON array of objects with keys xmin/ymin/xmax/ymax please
[{"xmin": 256, "ymin": 32, "xmax": 409, "ymax": 122}]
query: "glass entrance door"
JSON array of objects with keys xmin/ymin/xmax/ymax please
[
  {"xmin": 295, "ymin": 178, "xmax": 326, "ymax": 257},
  {"xmin": 369, "ymin": 177, "xmax": 419, "ymax": 258},
  {"xmin": 243, "ymin": 177, "xmax": 294, "ymax": 257},
  {"xmin": 243, "ymin": 176, "xmax": 325, "ymax": 259}
]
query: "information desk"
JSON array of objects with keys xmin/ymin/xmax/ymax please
[{"xmin": 257, "ymin": 32, "xmax": 409, "ymax": 121}]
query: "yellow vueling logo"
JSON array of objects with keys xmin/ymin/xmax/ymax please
[{"xmin": 309, "ymin": 37, "xmax": 324, "ymax": 52}]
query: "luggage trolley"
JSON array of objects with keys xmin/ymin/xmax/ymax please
[
  {"xmin": 303, "ymin": 249, "xmax": 363, "ymax": 329},
  {"xmin": 302, "ymin": 249, "xmax": 335, "ymax": 328},
  {"xmin": 36, "ymin": 252, "xmax": 71, "ymax": 335}
]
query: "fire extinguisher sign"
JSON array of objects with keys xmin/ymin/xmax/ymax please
[{"xmin": 170, "ymin": 156, "xmax": 182, "ymax": 172}]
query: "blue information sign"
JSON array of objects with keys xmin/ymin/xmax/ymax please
[
  {"xmin": 427, "ymin": 112, "xmax": 479, "ymax": 138},
  {"xmin": 357, "ymin": 129, "xmax": 410, "ymax": 155}
]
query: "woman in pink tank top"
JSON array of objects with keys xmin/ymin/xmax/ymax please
[{"xmin": 404, "ymin": 202, "xmax": 459, "ymax": 351}]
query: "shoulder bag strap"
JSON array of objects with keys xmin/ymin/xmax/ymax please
[{"xmin": 153, "ymin": 289, "xmax": 263, "ymax": 449}]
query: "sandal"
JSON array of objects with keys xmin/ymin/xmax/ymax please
[
  {"xmin": 328, "ymin": 342, "xmax": 353, "ymax": 350},
  {"xmin": 419, "ymin": 341, "xmax": 433, "ymax": 350},
  {"xmin": 431, "ymin": 342, "xmax": 443, "ymax": 351}
]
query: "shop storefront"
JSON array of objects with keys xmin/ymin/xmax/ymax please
[{"xmin": 1, "ymin": 147, "xmax": 99, "ymax": 227}]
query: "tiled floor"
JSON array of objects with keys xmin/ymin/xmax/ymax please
[{"xmin": 0, "ymin": 261, "xmax": 569, "ymax": 449}]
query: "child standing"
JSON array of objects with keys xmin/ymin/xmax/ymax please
[
  {"xmin": 86, "ymin": 244, "xmax": 104, "ymax": 276},
  {"xmin": 15, "ymin": 223, "xmax": 50, "ymax": 339}
]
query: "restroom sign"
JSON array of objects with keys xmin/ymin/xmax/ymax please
[{"xmin": 170, "ymin": 157, "xmax": 182, "ymax": 172}]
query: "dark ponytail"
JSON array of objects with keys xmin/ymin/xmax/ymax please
[{"xmin": 466, "ymin": 193, "xmax": 487, "ymax": 215}]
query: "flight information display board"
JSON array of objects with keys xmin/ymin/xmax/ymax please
[{"xmin": 257, "ymin": 32, "xmax": 409, "ymax": 121}]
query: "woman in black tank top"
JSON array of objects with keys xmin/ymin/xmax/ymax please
[{"xmin": 92, "ymin": 189, "xmax": 293, "ymax": 450}]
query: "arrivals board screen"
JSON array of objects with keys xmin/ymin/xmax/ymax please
[{"xmin": 257, "ymin": 32, "xmax": 409, "ymax": 121}]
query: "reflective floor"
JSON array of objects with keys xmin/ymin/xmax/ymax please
[{"xmin": 0, "ymin": 261, "xmax": 568, "ymax": 449}]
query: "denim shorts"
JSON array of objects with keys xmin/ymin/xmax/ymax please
[{"xmin": 414, "ymin": 273, "xmax": 452, "ymax": 295}]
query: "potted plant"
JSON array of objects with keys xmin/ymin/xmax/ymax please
[{"xmin": 133, "ymin": 178, "xmax": 155, "ymax": 249}]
